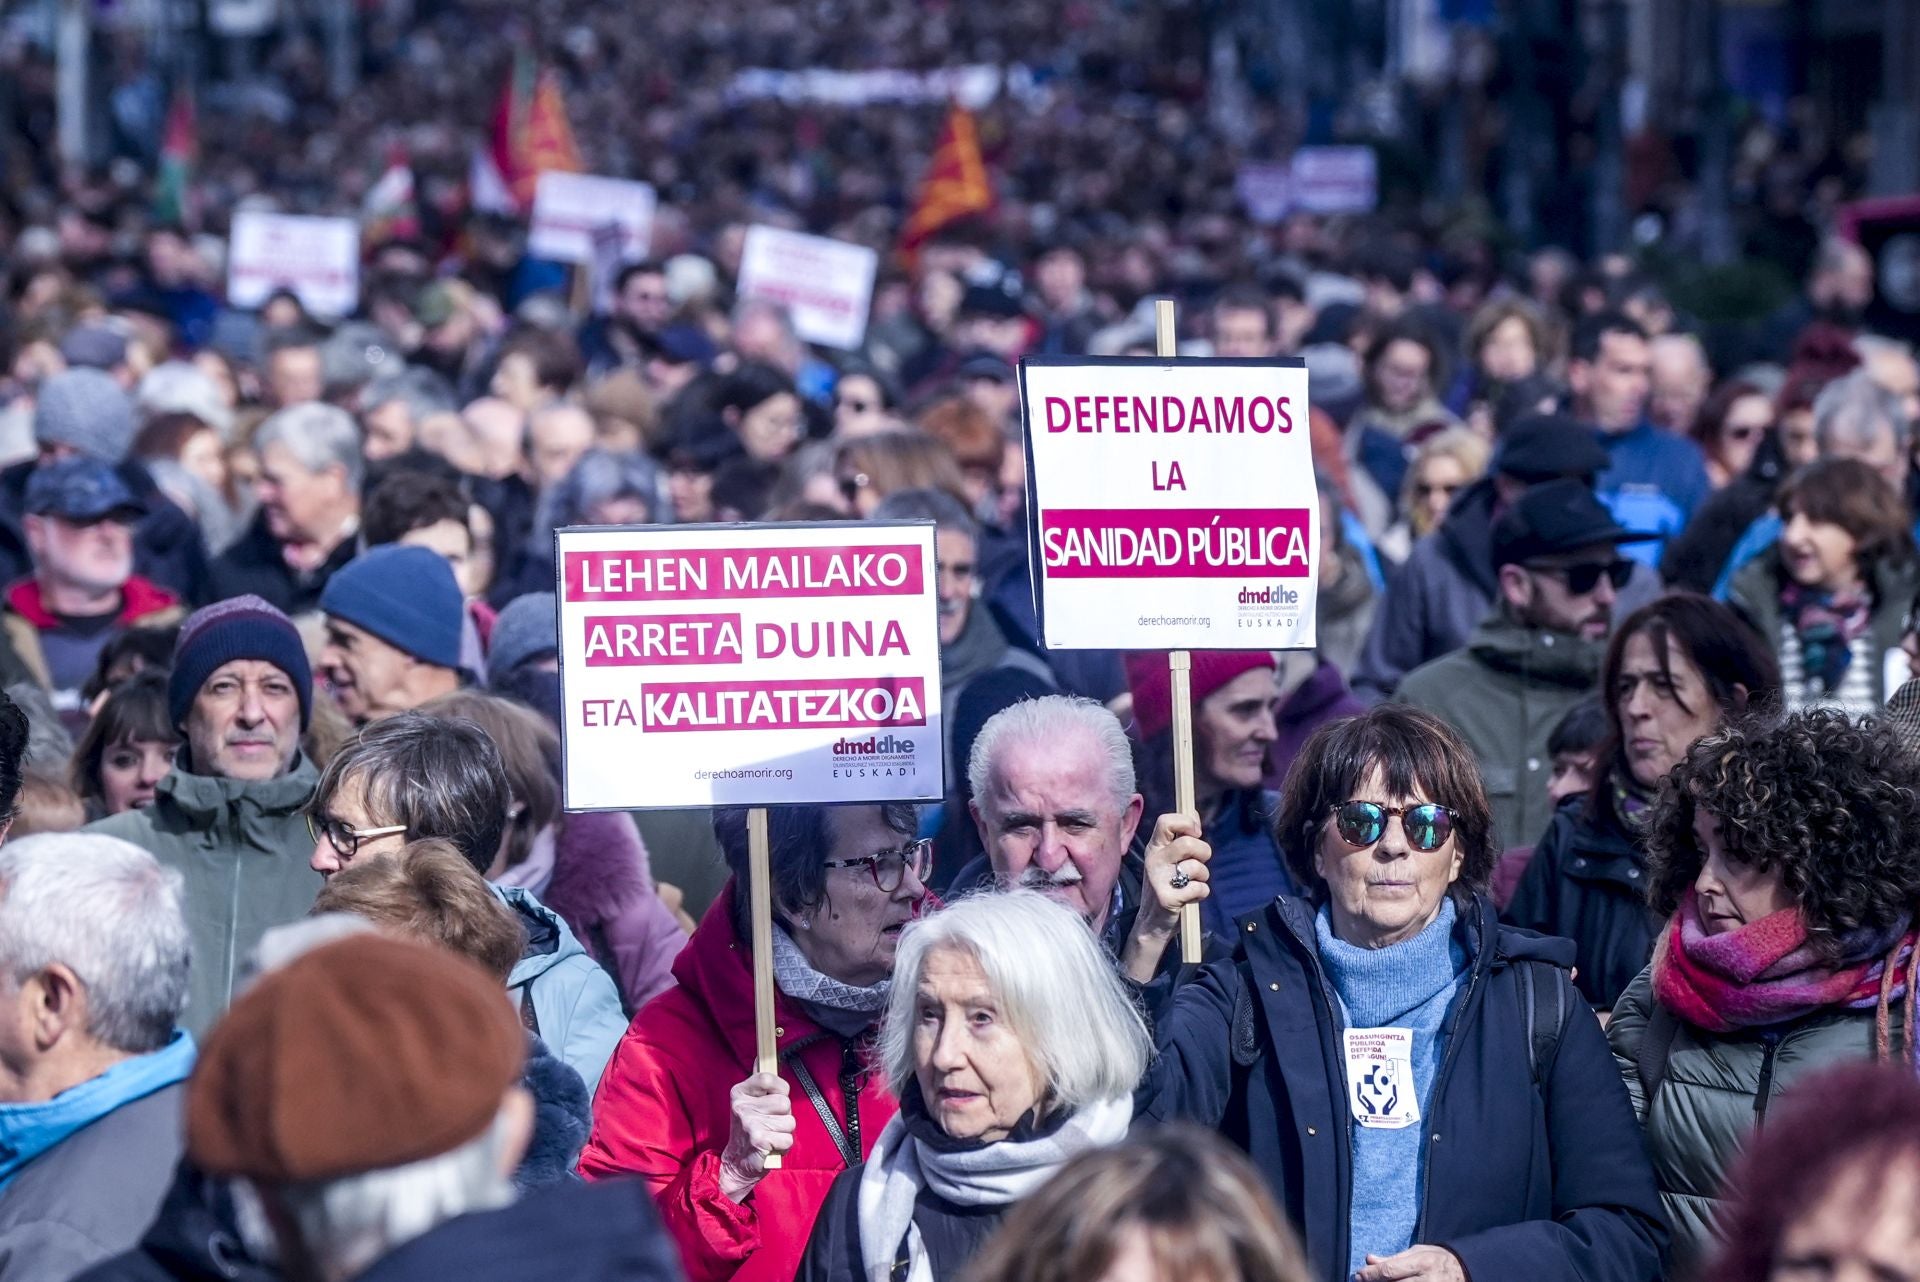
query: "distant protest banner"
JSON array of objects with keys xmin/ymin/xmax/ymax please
[
  {"xmin": 736, "ymin": 226, "xmax": 879, "ymax": 351},
  {"xmin": 555, "ymin": 522, "xmax": 944, "ymax": 810},
  {"xmin": 1289, "ymin": 146, "xmax": 1378, "ymax": 215},
  {"xmin": 1020, "ymin": 358, "xmax": 1318, "ymax": 651},
  {"xmin": 227, "ymin": 211, "xmax": 360, "ymax": 317},
  {"xmin": 529, "ymin": 172, "xmax": 658, "ymax": 265},
  {"xmin": 1235, "ymin": 162, "xmax": 1292, "ymax": 225}
]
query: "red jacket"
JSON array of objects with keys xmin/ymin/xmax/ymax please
[{"xmin": 580, "ymin": 882, "xmax": 898, "ymax": 1282}]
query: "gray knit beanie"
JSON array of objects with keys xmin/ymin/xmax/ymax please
[
  {"xmin": 487, "ymin": 593, "xmax": 558, "ymax": 680},
  {"xmin": 34, "ymin": 368, "xmax": 136, "ymax": 460}
]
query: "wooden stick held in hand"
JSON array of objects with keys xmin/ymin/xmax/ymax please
[{"xmin": 747, "ymin": 806, "xmax": 783, "ymax": 1170}]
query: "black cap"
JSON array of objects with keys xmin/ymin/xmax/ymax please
[
  {"xmin": 1493, "ymin": 414, "xmax": 1610, "ymax": 484},
  {"xmin": 1491, "ymin": 478, "xmax": 1646, "ymax": 569},
  {"xmin": 959, "ymin": 281, "xmax": 1025, "ymax": 320}
]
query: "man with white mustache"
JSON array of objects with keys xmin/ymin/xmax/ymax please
[
  {"xmin": 951, "ymin": 694, "xmax": 1221, "ymax": 974},
  {"xmin": 87, "ymin": 594, "xmax": 322, "ymax": 1034}
]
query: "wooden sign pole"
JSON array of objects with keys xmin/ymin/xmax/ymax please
[
  {"xmin": 747, "ymin": 805, "xmax": 782, "ymax": 1169},
  {"xmin": 1154, "ymin": 300, "xmax": 1204, "ymax": 965}
]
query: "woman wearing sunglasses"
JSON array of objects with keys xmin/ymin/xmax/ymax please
[
  {"xmin": 582, "ymin": 802, "xmax": 932, "ymax": 1282},
  {"xmin": 1126, "ymin": 704, "xmax": 1665, "ymax": 1282},
  {"xmin": 1726, "ymin": 456, "xmax": 1919, "ymax": 718},
  {"xmin": 1506, "ymin": 595, "xmax": 1781, "ymax": 1011},
  {"xmin": 1688, "ymin": 381, "xmax": 1775, "ymax": 492}
]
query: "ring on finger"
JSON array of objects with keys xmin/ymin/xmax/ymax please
[{"xmin": 1169, "ymin": 861, "xmax": 1191, "ymax": 890}]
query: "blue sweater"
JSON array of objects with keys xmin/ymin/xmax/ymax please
[{"xmin": 1315, "ymin": 898, "xmax": 1468, "ymax": 1279}]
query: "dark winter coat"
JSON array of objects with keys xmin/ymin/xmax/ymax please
[
  {"xmin": 1266, "ymin": 661, "xmax": 1366, "ymax": 787},
  {"xmin": 1352, "ymin": 479, "xmax": 1502, "ymax": 703},
  {"xmin": 1198, "ymin": 788, "xmax": 1294, "ymax": 936},
  {"xmin": 205, "ymin": 510, "xmax": 357, "ymax": 616},
  {"xmin": 353, "ymin": 1178, "xmax": 683, "ymax": 1282},
  {"xmin": 1136, "ymin": 893, "xmax": 1666, "ymax": 1282},
  {"xmin": 68, "ymin": 1161, "xmax": 273, "ymax": 1282},
  {"xmin": 0, "ymin": 458, "xmax": 209, "ymax": 604},
  {"xmin": 1504, "ymin": 794, "xmax": 1659, "ymax": 1011}
]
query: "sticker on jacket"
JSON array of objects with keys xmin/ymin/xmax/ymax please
[{"xmin": 1342, "ymin": 1027, "xmax": 1419, "ymax": 1129}]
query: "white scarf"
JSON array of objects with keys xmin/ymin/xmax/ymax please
[{"xmin": 855, "ymin": 1094, "xmax": 1132, "ymax": 1282}]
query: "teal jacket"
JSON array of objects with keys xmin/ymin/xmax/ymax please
[{"xmin": 87, "ymin": 756, "xmax": 321, "ymax": 1036}]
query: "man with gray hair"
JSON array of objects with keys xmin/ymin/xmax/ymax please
[
  {"xmin": 0, "ymin": 833, "xmax": 196, "ymax": 1281},
  {"xmin": 951, "ymin": 694, "xmax": 1215, "ymax": 971},
  {"xmin": 207, "ymin": 402, "xmax": 363, "ymax": 614},
  {"xmin": 359, "ymin": 366, "xmax": 458, "ymax": 463},
  {"xmin": 1710, "ymin": 367, "xmax": 1919, "ymax": 597}
]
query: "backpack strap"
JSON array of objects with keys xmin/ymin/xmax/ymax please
[
  {"xmin": 1517, "ymin": 960, "xmax": 1568, "ymax": 1086},
  {"xmin": 1635, "ymin": 1003, "xmax": 1681, "ymax": 1105}
]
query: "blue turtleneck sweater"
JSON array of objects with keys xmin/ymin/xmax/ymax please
[{"xmin": 1315, "ymin": 897, "xmax": 1468, "ymax": 1278}]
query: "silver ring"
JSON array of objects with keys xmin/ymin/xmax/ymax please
[{"xmin": 1169, "ymin": 862, "xmax": 1191, "ymax": 889}]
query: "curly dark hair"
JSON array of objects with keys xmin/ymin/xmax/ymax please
[
  {"xmin": 1707, "ymin": 1062, "xmax": 1920, "ymax": 1282},
  {"xmin": 1646, "ymin": 709, "xmax": 1920, "ymax": 950},
  {"xmin": 1274, "ymin": 704, "xmax": 1496, "ymax": 905}
]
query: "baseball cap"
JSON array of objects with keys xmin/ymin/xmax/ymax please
[
  {"xmin": 1491, "ymin": 478, "xmax": 1648, "ymax": 569},
  {"xmin": 25, "ymin": 457, "xmax": 142, "ymax": 522}
]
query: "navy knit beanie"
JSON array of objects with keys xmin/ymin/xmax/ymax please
[
  {"xmin": 320, "ymin": 545, "xmax": 465, "ymax": 671},
  {"xmin": 170, "ymin": 595, "xmax": 314, "ymax": 730}
]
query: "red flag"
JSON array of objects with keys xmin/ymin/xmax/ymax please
[
  {"xmin": 490, "ymin": 53, "xmax": 583, "ymax": 212},
  {"xmin": 901, "ymin": 106, "xmax": 995, "ymax": 257},
  {"xmin": 154, "ymin": 83, "xmax": 196, "ymax": 226}
]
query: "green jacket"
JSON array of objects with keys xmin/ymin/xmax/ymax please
[
  {"xmin": 1607, "ymin": 964, "xmax": 1886, "ymax": 1275},
  {"xmin": 87, "ymin": 755, "xmax": 321, "ymax": 1036},
  {"xmin": 1395, "ymin": 609, "xmax": 1602, "ymax": 852}
]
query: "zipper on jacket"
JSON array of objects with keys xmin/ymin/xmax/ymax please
[
  {"xmin": 839, "ymin": 1040, "xmax": 864, "ymax": 1159},
  {"xmin": 1276, "ymin": 904, "xmax": 1357, "ymax": 1270},
  {"xmin": 1412, "ymin": 900, "xmax": 1492, "ymax": 1242},
  {"xmin": 1753, "ymin": 1031, "xmax": 1783, "ymax": 1129}
]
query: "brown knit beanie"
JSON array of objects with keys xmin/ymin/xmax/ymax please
[{"xmin": 187, "ymin": 934, "xmax": 525, "ymax": 1182}]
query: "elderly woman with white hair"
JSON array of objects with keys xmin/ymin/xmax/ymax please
[{"xmin": 796, "ymin": 889, "xmax": 1149, "ymax": 1282}]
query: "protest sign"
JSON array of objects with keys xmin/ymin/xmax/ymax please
[
  {"xmin": 1019, "ymin": 355, "xmax": 1318, "ymax": 652},
  {"xmin": 529, "ymin": 172, "xmax": 658, "ymax": 265},
  {"xmin": 1289, "ymin": 146, "xmax": 1378, "ymax": 215},
  {"xmin": 227, "ymin": 211, "xmax": 361, "ymax": 317},
  {"xmin": 1235, "ymin": 161, "xmax": 1293, "ymax": 225},
  {"xmin": 555, "ymin": 521, "xmax": 944, "ymax": 811},
  {"xmin": 736, "ymin": 226, "xmax": 879, "ymax": 351}
]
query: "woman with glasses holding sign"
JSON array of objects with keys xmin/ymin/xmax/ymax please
[
  {"xmin": 1124, "ymin": 705, "xmax": 1665, "ymax": 1282},
  {"xmin": 581, "ymin": 802, "xmax": 932, "ymax": 1282},
  {"xmin": 1726, "ymin": 456, "xmax": 1918, "ymax": 717}
]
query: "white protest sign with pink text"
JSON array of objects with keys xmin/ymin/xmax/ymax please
[
  {"xmin": 555, "ymin": 522, "xmax": 943, "ymax": 810},
  {"xmin": 1020, "ymin": 357, "xmax": 1317, "ymax": 651},
  {"xmin": 736, "ymin": 226, "xmax": 879, "ymax": 351}
]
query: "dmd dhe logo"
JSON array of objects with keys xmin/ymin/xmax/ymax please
[
  {"xmin": 1237, "ymin": 584, "xmax": 1298, "ymax": 605},
  {"xmin": 832, "ymin": 734, "xmax": 917, "ymax": 757}
]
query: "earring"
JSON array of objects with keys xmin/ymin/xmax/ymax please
[{"xmin": 795, "ymin": 917, "xmax": 811, "ymax": 931}]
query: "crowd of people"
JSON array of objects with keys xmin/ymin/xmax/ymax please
[{"xmin": 4, "ymin": 6, "xmax": 1920, "ymax": 1275}]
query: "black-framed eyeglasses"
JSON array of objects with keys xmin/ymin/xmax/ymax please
[
  {"xmin": 1532, "ymin": 558, "xmax": 1632, "ymax": 596},
  {"xmin": 823, "ymin": 838, "xmax": 934, "ymax": 892},
  {"xmin": 306, "ymin": 813, "xmax": 409, "ymax": 858},
  {"xmin": 1327, "ymin": 801, "xmax": 1457, "ymax": 853}
]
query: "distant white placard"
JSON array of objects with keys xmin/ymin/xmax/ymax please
[
  {"xmin": 736, "ymin": 226, "xmax": 879, "ymax": 351},
  {"xmin": 227, "ymin": 211, "xmax": 361, "ymax": 318},
  {"xmin": 1020, "ymin": 358, "xmax": 1319, "ymax": 652},
  {"xmin": 529, "ymin": 173, "xmax": 658, "ymax": 265},
  {"xmin": 556, "ymin": 522, "xmax": 944, "ymax": 810},
  {"xmin": 1235, "ymin": 162, "xmax": 1293, "ymax": 225},
  {"xmin": 1289, "ymin": 147, "xmax": 1378, "ymax": 215}
]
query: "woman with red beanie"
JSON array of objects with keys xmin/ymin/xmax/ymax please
[{"xmin": 1125, "ymin": 650, "xmax": 1299, "ymax": 934}]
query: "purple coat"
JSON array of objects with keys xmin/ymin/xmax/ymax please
[
  {"xmin": 545, "ymin": 811, "xmax": 689, "ymax": 1013},
  {"xmin": 1266, "ymin": 661, "xmax": 1366, "ymax": 791}
]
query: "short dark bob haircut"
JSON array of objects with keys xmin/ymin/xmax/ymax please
[
  {"xmin": 715, "ymin": 803, "xmax": 917, "ymax": 944},
  {"xmin": 312, "ymin": 711, "xmax": 512, "ymax": 877},
  {"xmin": 1646, "ymin": 709, "xmax": 1920, "ymax": 952},
  {"xmin": 1706, "ymin": 1063, "xmax": 1920, "ymax": 1282},
  {"xmin": 1275, "ymin": 704, "xmax": 1495, "ymax": 905}
]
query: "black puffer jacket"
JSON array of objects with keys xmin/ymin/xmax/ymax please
[
  {"xmin": 1136, "ymin": 893, "xmax": 1667, "ymax": 1282},
  {"xmin": 1504, "ymin": 793, "xmax": 1661, "ymax": 1010}
]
